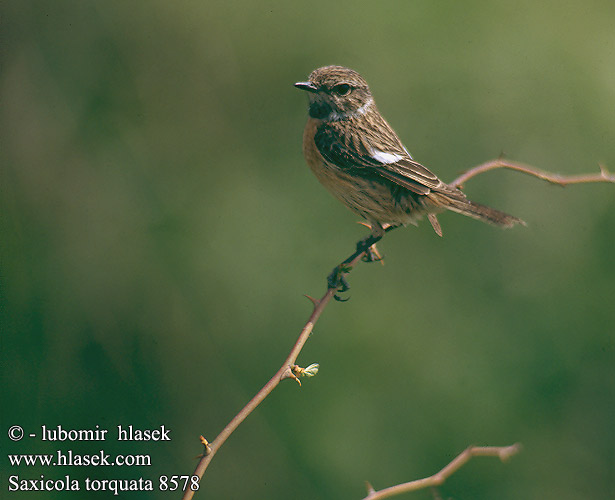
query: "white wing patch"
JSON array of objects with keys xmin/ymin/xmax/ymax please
[{"xmin": 371, "ymin": 149, "xmax": 403, "ymax": 165}]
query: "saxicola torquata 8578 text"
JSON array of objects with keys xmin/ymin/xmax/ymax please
[{"xmin": 296, "ymin": 66, "xmax": 524, "ymax": 242}]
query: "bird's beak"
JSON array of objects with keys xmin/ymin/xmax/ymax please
[{"xmin": 294, "ymin": 81, "xmax": 318, "ymax": 93}]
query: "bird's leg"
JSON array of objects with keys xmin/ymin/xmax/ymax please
[
  {"xmin": 358, "ymin": 234, "xmax": 384, "ymax": 263},
  {"xmin": 327, "ymin": 223, "xmax": 398, "ymax": 300},
  {"xmin": 361, "ymin": 223, "xmax": 400, "ymax": 262},
  {"xmin": 327, "ymin": 266, "xmax": 351, "ymax": 300},
  {"xmin": 327, "ymin": 233, "xmax": 381, "ymax": 300},
  {"xmin": 327, "ymin": 241, "xmax": 373, "ymax": 295}
]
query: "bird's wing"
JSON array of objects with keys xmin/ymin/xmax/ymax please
[{"xmin": 314, "ymin": 118, "xmax": 443, "ymax": 196}]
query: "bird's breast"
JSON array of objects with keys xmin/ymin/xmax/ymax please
[
  {"xmin": 302, "ymin": 118, "xmax": 351, "ymax": 188},
  {"xmin": 302, "ymin": 118, "xmax": 324, "ymax": 172}
]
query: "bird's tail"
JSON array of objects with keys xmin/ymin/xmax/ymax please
[
  {"xmin": 448, "ymin": 198, "xmax": 525, "ymax": 227},
  {"xmin": 432, "ymin": 192, "xmax": 525, "ymax": 228}
]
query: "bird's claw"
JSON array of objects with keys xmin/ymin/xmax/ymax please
[
  {"xmin": 328, "ymin": 264, "xmax": 352, "ymax": 301},
  {"xmin": 361, "ymin": 244, "xmax": 383, "ymax": 263}
]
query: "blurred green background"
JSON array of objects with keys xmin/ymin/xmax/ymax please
[{"xmin": 3, "ymin": 1, "xmax": 614, "ymax": 499}]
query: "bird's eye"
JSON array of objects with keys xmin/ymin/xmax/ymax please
[{"xmin": 332, "ymin": 83, "xmax": 351, "ymax": 96}]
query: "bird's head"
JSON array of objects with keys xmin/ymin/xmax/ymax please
[{"xmin": 295, "ymin": 65, "xmax": 374, "ymax": 120}]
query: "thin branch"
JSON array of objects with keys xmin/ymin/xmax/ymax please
[
  {"xmin": 361, "ymin": 444, "xmax": 522, "ymax": 500},
  {"xmin": 182, "ymin": 159, "xmax": 611, "ymax": 499},
  {"xmin": 181, "ymin": 248, "xmax": 369, "ymax": 500},
  {"xmin": 451, "ymin": 159, "xmax": 614, "ymax": 188}
]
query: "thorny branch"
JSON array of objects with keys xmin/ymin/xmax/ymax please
[
  {"xmin": 451, "ymin": 158, "xmax": 614, "ymax": 188},
  {"xmin": 361, "ymin": 444, "xmax": 522, "ymax": 500},
  {"xmin": 181, "ymin": 247, "xmax": 368, "ymax": 500},
  {"xmin": 182, "ymin": 161, "xmax": 613, "ymax": 500}
]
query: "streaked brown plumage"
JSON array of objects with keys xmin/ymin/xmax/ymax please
[{"xmin": 296, "ymin": 65, "xmax": 524, "ymax": 238}]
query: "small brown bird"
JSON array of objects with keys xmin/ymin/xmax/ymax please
[{"xmin": 295, "ymin": 65, "xmax": 524, "ymax": 240}]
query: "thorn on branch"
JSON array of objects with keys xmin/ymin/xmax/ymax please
[
  {"xmin": 304, "ymin": 294, "xmax": 320, "ymax": 307},
  {"xmin": 365, "ymin": 481, "xmax": 375, "ymax": 495},
  {"xmin": 598, "ymin": 163, "xmax": 615, "ymax": 182},
  {"xmin": 280, "ymin": 365, "xmax": 303, "ymax": 385}
]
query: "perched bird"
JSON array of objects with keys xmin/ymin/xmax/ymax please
[{"xmin": 295, "ymin": 65, "xmax": 524, "ymax": 240}]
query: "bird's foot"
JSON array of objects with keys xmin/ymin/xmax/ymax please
[
  {"xmin": 327, "ymin": 264, "xmax": 352, "ymax": 301},
  {"xmin": 361, "ymin": 242, "xmax": 383, "ymax": 263},
  {"xmin": 356, "ymin": 236, "xmax": 384, "ymax": 263}
]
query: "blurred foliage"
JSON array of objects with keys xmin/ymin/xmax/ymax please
[{"xmin": 2, "ymin": 1, "xmax": 614, "ymax": 499}]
